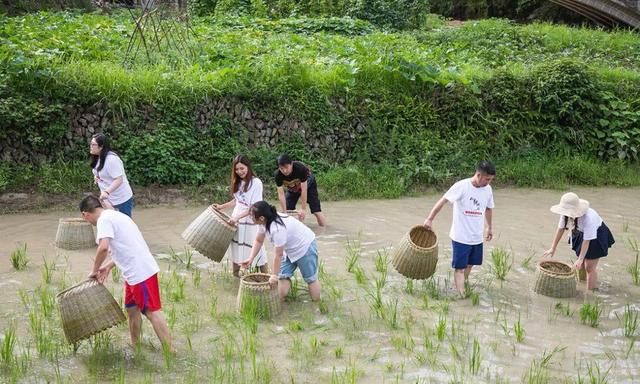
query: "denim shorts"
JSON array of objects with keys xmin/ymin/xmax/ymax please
[
  {"xmin": 115, "ymin": 196, "xmax": 134, "ymax": 218},
  {"xmin": 451, "ymin": 240, "xmax": 483, "ymax": 269},
  {"xmin": 279, "ymin": 240, "xmax": 319, "ymax": 283}
]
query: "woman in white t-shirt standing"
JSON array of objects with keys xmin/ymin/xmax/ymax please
[
  {"xmin": 544, "ymin": 192, "xmax": 615, "ymax": 290},
  {"xmin": 214, "ymin": 155, "xmax": 268, "ymax": 277},
  {"xmin": 241, "ymin": 201, "xmax": 321, "ymax": 301},
  {"xmin": 89, "ymin": 133, "xmax": 134, "ymax": 217}
]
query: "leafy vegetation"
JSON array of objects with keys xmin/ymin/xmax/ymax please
[{"xmin": 1, "ymin": 12, "xmax": 640, "ymax": 201}]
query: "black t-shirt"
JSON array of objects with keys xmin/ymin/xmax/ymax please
[{"xmin": 274, "ymin": 161, "xmax": 310, "ymax": 193}]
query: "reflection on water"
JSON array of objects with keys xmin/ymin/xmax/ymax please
[{"xmin": 1, "ymin": 187, "xmax": 639, "ymax": 382}]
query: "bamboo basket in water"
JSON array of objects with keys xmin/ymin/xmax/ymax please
[
  {"xmin": 533, "ymin": 260, "xmax": 577, "ymax": 298},
  {"xmin": 392, "ymin": 226, "xmax": 439, "ymax": 280},
  {"xmin": 55, "ymin": 218, "xmax": 95, "ymax": 250},
  {"xmin": 181, "ymin": 206, "xmax": 236, "ymax": 262},
  {"xmin": 236, "ymin": 273, "xmax": 281, "ymax": 318},
  {"xmin": 57, "ymin": 279, "xmax": 126, "ymax": 345}
]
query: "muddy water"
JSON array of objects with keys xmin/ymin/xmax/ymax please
[{"xmin": 1, "ymin": 187, "xmax": 639, "ymax": 383}]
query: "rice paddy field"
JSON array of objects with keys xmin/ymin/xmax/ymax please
[{"xmin": 1, "ymin": 187, "xmax": 639, "ymax": 383}]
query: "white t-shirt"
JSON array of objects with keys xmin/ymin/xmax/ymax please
[
  {"xmin": 231, "ymin": 178, "xmax": 263, "ymax": 224},
  {"xmin": 96, "ymin": 209, "xmax": 159, "ymax": 285},
  {"xmin": 444, "ymin": 178, "xmax": 495, "ymax": 245},
  {"xmin": 93, "ymin": 152, "xmax": 133, "ymax": 205},
  {"xmin": 258, "ymin": 214, "xmax": 315, "ymax": 262},
  {"xmin": 557, "ymin": 208, "xmax": 603, "ymax": 240}
]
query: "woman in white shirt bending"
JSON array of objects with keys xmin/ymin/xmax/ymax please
[
  {"xmin": 214, "ymin": 155, "xmax": 267, "ymax": 277},
  {"xmin": 89, "ymin": 133, "xmax": 134, "ymax": 217},
  {"xmin": 544, "ymin": 192, "xmax": 615, "ymax": 290},
  {"xmin": 241, "ymin": 201, "xmax": 321, "ymax": 301}
]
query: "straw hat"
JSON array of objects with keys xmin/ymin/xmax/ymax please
[{"xmin": 550, "ymin": 192, "xmax": 589, "ymax": 218}]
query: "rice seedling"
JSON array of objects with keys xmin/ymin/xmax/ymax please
[
  {"xmin": 39, "ymin": 287, "xmax": 56, "ymax": 318},
  {"xmin": 335, "ymin": 347, "xmax": 343, "ymax": 358},
  {"xmin": 28, "ymin": 311, "xmax": 48, "ymax": 358},
  {"xmin": 490, "ymin": 247, "xmax": 513, "ymax": 282},
  {"xmin": 111, "ymin": 266, "xmax": 121, "ymax": 283},
  {"xmin": 162, "ymin": 341, "xmax": 174, "ymax": 369},
  {"xmin": 10, "ymin": 243, "xmax": 29, "ymax": 271},
  {"xmin": 240, "ymin": 296, "xmax": 261, "ymax": 334},
  {"xmin": 192, "ymin": 268, "xmax": 201, "ymax": 288},
  {"xmin": 366, "ymin": 287, "xmax": 384, "ymax": 319},
  {"xmin": 41, "ymin": 256, "xmax": 55, "ymax": 284},
  {"xmin": 167, "ymin": 271, "xmax": 186, "ymax": 302},
  {"xmin": 374, "ymin": 248, "xmax": 389, "ymax": 274},
  {"xmin": 287, "ymin": 276, "xmax": 302, "ymax": 301},
  {"xmin": 385, "ymin": 298, "xmax": 399, "ymax": 329},
  {"xmin": 309, "ymin": 336, "xmax": 320, "ymax": 357},
  {"xmin": 580, "ymin": 301, "xmax": 603, "ymax": 328},
  {"xmin": 404, "ymin": 279, "xmax": 414, "ymax": 294},
  {"xmin": 468, "ymin": 338, "xmax": 481, "ymax": 375},
  {"xmin": 521, "ymin": 247, "xmax": 536, "ymax": 269},
  {"xmin": 345, "ymin": 237, "xmax": 361, "ymax": 273},
  {"xmin": 576, "ymin": 361, "xmax": 612, "ymax": 384},
  {"xmin": 318, "ymin": 299, "xmax": 329, "ymax": 314},
  {"xmin": 514, "ymin": 312, "xmax": 526, "ymax": 342},
  {"xmin": 288, "ymin": 320, "xmax": 303, "ymax": 332},
  {"xmin": 436, "ymin": 315, "xmax": 447, "ymax": 341},
  {"xmin": 554, "ymin": 302, "xmax": 574, "ymax": 317},
  {"xmin": 616, "ymin": 304, "xmax": 639, "ymax": 338},
  {"xmin": 167, "ymin": 306, "xmax": 177, "ymax": 329},
  {"xmin": 627, "ymin": 238, "xmax": 640, "ymax": 285},
  {"xmin": 353, "ymin": 266, "xmax": 366, "ymax": 285},
  {"xmin": 182, "ymin": 305, "xmax": 202, "ymax": 336},
  {"xmin": 424, "ymin": 277, "xmax": 443, "ymax": 300},
  {"xmin": 522, "ymin": 346, "xmax": 566, "ymax": 384},
  {"xmin": 330, "ymin": 359, "xmax": 361, "ymax": 384},
  {"xmin": 470, "ymin": 291, "xmax": 480, "ymax": 306},
  {"xmin": 0, "ymin": 322, "xmax": 17, "ymax": 365}
]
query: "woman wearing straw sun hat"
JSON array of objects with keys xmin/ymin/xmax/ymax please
[{"xmin": 543, "ymin": 192, "xmax": 615, "ymax": 290}]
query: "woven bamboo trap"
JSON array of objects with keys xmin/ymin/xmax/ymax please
[
  {"xmin": 181, "ymin": 206, "xmax": 237, "ymax": 262},
  {"xmin": 57, "ymin": 279, "xmax": 126, "ymax": 345},
  {"xmin": 533, "ymin": 260, "xmax": 577, "ymax": 298},
  {"xmin": 392, "ymin": 226, "xmax": 439, "ymax": 280},
  {"xmin": 55, "ymin": 218, "xmax": 95, "ymax": 250},
  {"xmin": 236, "ymin": 273, "xmax": 281, "ymax": 318}
]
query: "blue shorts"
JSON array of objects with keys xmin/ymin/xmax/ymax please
[
  {"xmin": 279, "ymin": 240, "xmax": 319, "ymax": 283},
  {"xmin": 451, "ymin": 240, "xmax": 483, "ymax": 269},
  {"xmin": 114, "ymin": 196, "xmax": 134, "ymax": 218}
]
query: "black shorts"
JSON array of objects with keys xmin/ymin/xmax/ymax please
[
  {"xmin": 571, "ymin": 222, "xmax": 615, "ymax": 260},
  {"xmin": 285, "ymin": 174, "xmax": 322, "ymax": 214}
]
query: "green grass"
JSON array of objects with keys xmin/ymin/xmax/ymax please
[
  {"xmin": 580, "ymin": 301, "xmax": 603, "ymax": 328},
  {"xmin": 10, "ymin": 243, "xmax": 29, "ymax": 271},
  {"xmin": 628, "ymin": 238, "xmax": 640, "ymax": 285},
  {"xmin": 616, "ymin": 304, "xmax": 639, "ymax": 338},
  {"xmin": 490, "ymin": 247, "xmax": 513, "ymax": 282}
]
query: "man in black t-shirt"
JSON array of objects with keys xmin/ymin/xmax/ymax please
[{"xmin": 274, "ymin": 154, "xmax": 326, "ymax": 227}]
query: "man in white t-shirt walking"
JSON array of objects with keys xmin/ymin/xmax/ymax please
[
  {"xmin": 80, "ymin": 195, "xmax": 172, "ymax": 351},
  {"xmin": 423, "ymin": 161, "xmax": 496, "ymax": 295}
]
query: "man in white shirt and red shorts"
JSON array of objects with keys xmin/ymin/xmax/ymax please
[{"xmin": 80, "ymin": 195, "xmax": 172, "ymax": 351}]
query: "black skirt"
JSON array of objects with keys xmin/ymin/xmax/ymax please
[{"xmin": 571, "ymin": 222, "xmax": 615, "ymax": 259}]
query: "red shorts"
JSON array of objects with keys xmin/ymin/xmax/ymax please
[{"xmin": 124, "ymin": 273, "xmax": 162, "ymax": 313}]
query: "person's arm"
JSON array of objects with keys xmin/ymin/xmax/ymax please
[
  {"xmin": 277, "ymin": 186, "xmax": 286, "ymax": 212},
  {"xmin": 574, "ymin": 239, "xmax": 590, "ymax": 269},
  {"xmin": 214, "ymin": 199, "xmax": 236, "ymax": 211},
  {"xmin": 100, "ymin": 176, "xmax": 123, "ymax": 201},
  {"xmin": 485, "ymin": 207, "xmax": 493, "ymax": 241},
  {"xmin": 298, "ymin": 180, "xmax": 308, "ymax": 221},
  {"xmin": 270, "ymin": 246, "xmax": 284, "ymax": 286},
  {"xmin": 423, "ymin": 196, "xmax": 448, "ymax": 230},
  {"xmin": 89, "ymin": 238, "xmax": 111, "ymax": 279},
  {"xmin": 240, "ymin": 232, "xmax": 266, "ymax": 268},
  {"xmin": 543, "ymin": 228, "xmax": 566, "ymax": 257}
]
